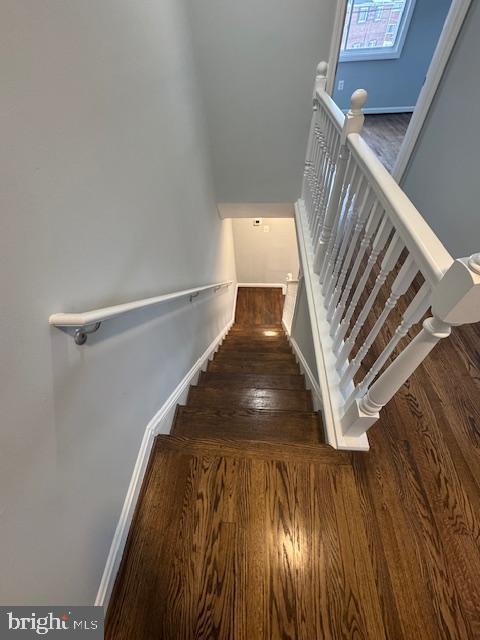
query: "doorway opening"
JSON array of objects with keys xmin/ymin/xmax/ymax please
[{"xmin": 331, "ymin": 0, "xmax": 453, "ymax": 173}]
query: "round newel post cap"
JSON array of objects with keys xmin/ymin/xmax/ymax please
[
  {"xmin": 316, "ymin": 61, "xmax": 328, "ymax": 78},
  {"xmin": 468, "ymin": 253, "xmax": 480, "ymax": 275},
  {"xmin": 349, "ymin": 88, "xmax": 368, "ymax": 114}
]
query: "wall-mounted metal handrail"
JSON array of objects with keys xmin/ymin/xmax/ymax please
[{"xmin": 49, "ymin": 280, "xmax": 233, "ymax": 344}]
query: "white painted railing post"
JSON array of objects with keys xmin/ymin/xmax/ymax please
[
  {"xmin": 302, "ymin": 62, "xmax": 328, "ymax": 203},
  {"xmin": 342, "ymin": 253, "xmax": 480, "ymax": 437},
  {"xmin": 314, "ymin": 88, "xmax": 368, "ymax": 276}
]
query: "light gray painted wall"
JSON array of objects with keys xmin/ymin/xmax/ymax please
[
  {"xmin": 232, "ymin": 218, "xmax": 299, "ymax": 283},
  {"xmin": 291, "ymin": 279, "xmax": 319, "ymax": 382},
  {"xmin": 333, "ymin": 0, "xmax": 452, "ymax": 111},
  {"xmin": 402, "ymin": 1, "xmax": 480, "ymax": 258},
  {"xmin": 186, "ymin": 0, "xmax": 337, "ymax": 203},
  {"xmin": 0, "ymin": 0, "xmax": 236, "ymax": 604}
]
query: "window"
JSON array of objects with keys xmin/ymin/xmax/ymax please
[
  {"xmin": 340, "ymin": 0, "xmax": 416, "ymax": 62},
  {"xmin": 358, "ymin": 8, "xmax": 369, "ymax": 22}
]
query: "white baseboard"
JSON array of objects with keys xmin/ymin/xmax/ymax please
[
  {"xmin": 238, "ymin": 282, "xmax": 287, "ymax": 294},
  {"xmin": 342, "ymin": 106, "xmax": 415, "ymax": 115},
  {"xmin": 95, "ymin": 315, "xmax": 234, "ymax": 609},
  {"xmin": 283, "ymin": 326, "xmax": 323, "ymax": 413}
]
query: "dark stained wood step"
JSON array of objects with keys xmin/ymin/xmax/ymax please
[
  {"xmin": 214, "ymin": 350, "xmax": 296, "ymax": 363},
  {"xmin": 199, "ymin": 371, "xmax": 306, "ymax": 390},
  {"xmin": 173, "ymin": 405, "xmax": 324, "ymax": 443},
  {"xmin": 235, "ymin": 287, "xmax": 284, "ymax": 325},
  {"xmin": 220, "ymin": 345, "xmax": 291, "ymax": 355},
  {"xmin": 155, "ymin": 434, "xmax": 349, "ymax": 464},
  {"xmin": 229, "ymin": 324, "xmax": 284, "ymax": 335},
  {"xmin": 220, "ymin": 341, "xmax": 291, "ymax": 353},
  {"xmin": 208, "ymin": 359, "xmax": 300, "ymax": 374},
  {"xmin": 187, "ymin": 386, "xmax": 312, "ymax": 411}
]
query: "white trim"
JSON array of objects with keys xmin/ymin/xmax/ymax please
[
  {"xmin": 294, "ymin": 200, "xmax": 369, "ymax": 452},
  {"xmin": 327, "ymin": 0, "xmax": 471, "ymax": 180},
  {"xmin": 362, "ymin": 106, "xmax": 415, "ymax": 114},
  {"xmin": 283, "ymin": 326, "xmax": 323, "ymax": 413},
  {"xmin": 49, "ymin": 281, "xmax": 233, "ymax": 328},
  {"xmin": 326, "ymin": 0, "xmax": 348, "ymax": 95},
  {"xmin": 393, "ymin": 0, "xmax": 472, "ymax": 180},
  {"xmin": 94, "ymin": 312, "xmax": 235, "ymax": 609},
  {"xmin": 237, "ymin": 282, "xmax": 287, "ymax": 294},
  {"xmin": 339, "ymin": 0, "xmax": 417, "ymax": 63}
]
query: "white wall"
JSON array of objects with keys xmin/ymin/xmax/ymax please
[
  {"xmin": 333, "ymin": 0, "xmax": 452, "ymax": 112},
  {"xmin": 232, "ymin": 218, "xmax": 299, "ymax": 284},
  {"xmin": 186, "ymin": 0, "xmax": 337, "ymax": 203},
  {"xmin": 291, "ymin": 279, "xmax": 319, "ymax": 382},
  {"xmin": 0, "ymin": 0, "xmax": 236, "ymax": 605},
  {"xmin": 402, "ymin": 1, "xmax": 480, "ymax": 258}
]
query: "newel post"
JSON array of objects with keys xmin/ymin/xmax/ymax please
[
  {"xmin": 302, "ymin": 62, "xmax": 329, "ymax": 202},
  {"xmin": 314, "ymin": 88, "xmax": 368, "ymax": 276},
  {"xmin": 342, "ymin": 253, "xmax": 480, "ymax": 437}
]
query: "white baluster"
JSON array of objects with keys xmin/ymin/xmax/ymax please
[
  {"xmin": 326, "ymin": 185, "xmax": 375, "ymax": 321},
  {"xmin": 336, "ymin": 232, "xmax": 402, "ymax": 368},
  {"xmin": 340, "ymin": 255, "xmax": 418, "ymax": 389},
  {"xmin": 329, "ymin": 202, "xmax": 382, "ymax": 335},
  {"xmin": 333, "ymin": 215, "xmax": 391, "ymax": 352},
  {"xmin": 324, "ymin": 175, "xmax": 369, "ymax": 304},
  {"xmin": 341, "ymin": 252, "xmax": 480, "ymax": 437},
  {"xmin": 348, "ymin": 281, "xmax": 432, "ymax": 404},
  {"xmin": 314, "ymin": 89, "xmax": 367, "ymax": 277},
  {"xmin": 320, "ymin": 164, "xmax": 361, "ymax": 290}
]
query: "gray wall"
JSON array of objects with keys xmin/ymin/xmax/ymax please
[
  {"xmin": 402, "ymin": 1, "xmax": 480, "ymax": 258},
  {"xmin": 333, "ymin": 0, "xmax": 451, "ymax": 111},
  {"xmin": 291, "ymin": 279, "xmax": 319, "ymax": 382},
  {"xmin": 0, "ymin": 0, "xmax": 236, "ymax": 604},
  {"xmin": 187, "ymin": 0, "xmax": 337, "ymax": 202},
  {"xmin": 232, "ymin": 218, "xmax": 299, "ymax": 283}
]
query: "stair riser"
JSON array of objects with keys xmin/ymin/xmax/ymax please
[
  {"xmin": 187, "ymin": 387, "xmax": 312, "ymax": 412},
  {"xmin": 214, "ymin": 352, "xmax": 297, "ymax": 362},
  {"xmin": 199, "ymin": 371, "xmax": 305, "ymax": 390},
  {"xmin": 220, "ymin": 343, "xmax": 291, "ymax": 352},
  {"xmin": 208, "ymin": 361, "xmax": 300, "ymax": 374},
  {"xmin": 173, "ymin": 408, "xmax": 323, "ymax": 443}
]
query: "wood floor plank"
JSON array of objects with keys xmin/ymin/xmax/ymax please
[
  {"xmin": 106, "ymin": 286, "xmax": 480, "ymax": 639},
  {"xmin": 156, "ymin": 434, "xmax": 351, "ymax": 465}
]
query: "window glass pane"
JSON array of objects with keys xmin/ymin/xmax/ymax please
[{"xmin": 341, "ymin": 0, "xmax": 409, "ymax": 52}]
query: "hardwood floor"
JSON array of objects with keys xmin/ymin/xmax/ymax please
[
  {"xmin": 235, "ymin": 286, "xmax": 284, "ymax": 325},
  {"xmin": 106, "ymin": 287, "xmax": 480, "ymax": 639},
  {"xmin": 362, "ymin": 113, "xmax": 412, "ymax": 172}
]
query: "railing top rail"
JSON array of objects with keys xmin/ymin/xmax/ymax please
[
  {"xmin": 315, "ymin": 89, "xmax": 345, "ymax": 132},
  {"xmin": 347, "ymin": 133, "xmax": 454, "ymax": 284},
  {"xmin": 49, "ymin": 280, "xmax": 233, "ymax": 329}
]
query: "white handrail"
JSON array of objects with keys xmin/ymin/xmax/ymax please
[
  {"xmin": 347, "ymin": 133, "xmax": 453, "ymax": 284},
  {"xmin": 297, "ymin": 61, "xmax": 480, "ymax": 450},
  {"xmin": 49, "ymin": 280, "xmax": 233, "ymax": 344}
]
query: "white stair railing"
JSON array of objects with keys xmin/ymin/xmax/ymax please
[{"xmin": 296, "ymin": 61, "xmax": 480, "ymax": 451}]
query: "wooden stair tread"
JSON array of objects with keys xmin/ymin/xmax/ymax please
[
  {"xmin": 154, "ymin": 434, "xmax": 350, "ymax": 464},
  {"xmin": 214, "ymin": 350, "xmax": 296, "ymax": 362},
  {"xmin": 199, "ymin": 371, "xmax": 306, "ymax": 390},
  {"xmin": 220, "ymin": 341, "xmax": 291, "ymax": 352},
  {"xmin": 173, "ymin": 405, "xmax": 324, "ymax": 443},
  {"xmin": 208, "ymin": 359, "xmax": 299, "ymax": 374},
  {"xmin": 187, "ymin": 385, "xmax": 312, "ymax": 411}
]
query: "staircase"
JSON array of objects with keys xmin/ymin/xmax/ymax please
[
  {"xmin": 105, "ymin": 319, "xmax": 357, "ymax": 639},
  {"xmin": 174, "ymin": 323, "xmax": 322, "ymax": 442}
]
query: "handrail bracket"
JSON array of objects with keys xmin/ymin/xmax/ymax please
[{"xmin": 74, "ymin": 322, "xmax": 102, "ymax": 345}]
